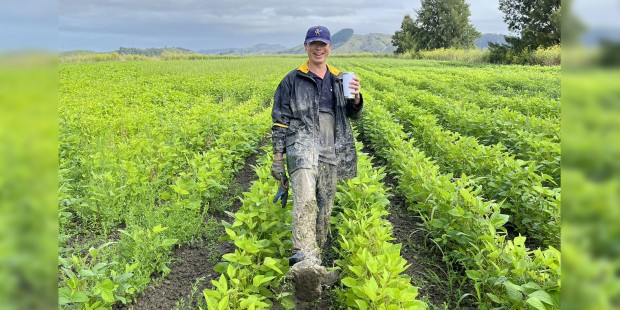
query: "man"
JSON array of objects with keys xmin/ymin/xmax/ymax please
[{"xmin": 270, "ymin": 25, "xmax": 363, "ymax": 301}]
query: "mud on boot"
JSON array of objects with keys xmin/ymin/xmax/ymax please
[
  {"xmin": 289, "ymin": 259, "xmax": 322, "ymax": 302},
  {"xmin": 320, "ymin": 269, "xmax": 339, "ymax": 288}
]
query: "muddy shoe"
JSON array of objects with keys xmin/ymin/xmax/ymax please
[
  {"xmin": 290, "ymin": 259, "xmax": 322, "ymax": 302},
  {"xmin": 321, "ymin": 269, "xmax": 339, "ymax": 288}
]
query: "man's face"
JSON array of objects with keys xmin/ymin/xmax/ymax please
[{"xmin": 305, "ymin": 41, "xmax": 332, "ymax": 65}]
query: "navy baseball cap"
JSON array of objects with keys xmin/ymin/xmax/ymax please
[{"xmin": 305, "ymin": 26, "xmax": 331, "ymax": 44}]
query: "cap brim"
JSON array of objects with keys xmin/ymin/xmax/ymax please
[{"xmin": 305, "ymin": 38, "xmax": 331, "ymax": 44}]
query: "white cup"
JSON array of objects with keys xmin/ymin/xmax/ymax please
[{"xmin": 342, "ymin": 72, "xmax": 356, "ymax": 99}]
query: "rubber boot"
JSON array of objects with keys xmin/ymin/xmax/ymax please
[{"xmin": 289, "ymin": 259, "xmax": 322, "ymax": 302}]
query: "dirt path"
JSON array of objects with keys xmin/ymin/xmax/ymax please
[{"xmin": 115, "ymin": 145, "xmax": 265, "ymax": 310}]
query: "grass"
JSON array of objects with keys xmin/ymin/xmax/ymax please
[
  {"xmin": 405, "ymin": 228, "xmax": 476, "ymax": 309},
  {"xmin": 173, "ymin": 277, "xmax": 208, "ymax": 310}
]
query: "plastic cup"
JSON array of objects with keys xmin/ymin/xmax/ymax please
[{"xmin": 342, "ymin": 72, "xmax": 356, "ymax": 99}]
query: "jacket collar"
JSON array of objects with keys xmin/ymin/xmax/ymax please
[{"xmin": 297, "ymin": 61, "xmax": 341, "ymax": 76}]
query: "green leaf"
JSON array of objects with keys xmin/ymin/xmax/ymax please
[
  {"xmin": 459, "ymin": 188, "xmax": 473, "ymax": 202},
  {"xmin": 364, "ymin": 277, "xmax": 379, "ymax": 302},
  {"xmin": 466, "ymin": 270, "xmax": 482, "ymax": 281},
  {"xmin": 219, "ymin": 274, "xmax": 229, "ymax": 292},
  {"xmin": 101, "ymin": 289, "xmax": 115, "ymax": 303},
  {"xmin": 486, "ymin": 293, "xmax": 502, "ymax": 304},
  {"xmin": 528, "ymin": 290, "xmax": 554, "ymax": 305},
  {"xmin": 161, "ymin": 238, "xmax": 178, "ymax": 247},
  {"xmin": 490, "ymin": 211, "xmax": 509, "ymax": 228},
  {"xmin": 218, "ymin": 295, "xmax": 229, "ymax": 310},
  {"xmin": 160, "ymin": 191, "xmax": 171, "ymax": 200},
  {"xmin": 503, "ymin": 281, "xmax": 524, "ymax": 301},
  {"xmin": 355, "ymin": 299, "xmax": 369, "ymax": 310},
  {"xmin": 341, "ymin": 277, "xmax": 357, "ymax": 288},
  {"xmin": 253, "ymin": 275, "xmax": 276, "ymax": 287},
  {"xmin": 227, "ymin": 264, "xmax": 236, "ymax": 279},
  {"xmin": 264, "ymin": 257, "xmax": 283, "ymax": 274},
  {"xmin": 59, "ymin": 288, "xmax": 90, "ymax": 305},
  {"xmin": 366, "ymin": 258, "xmax": 378, "ymax": 274},
  {"xmin": 526, "ymin": 296, "xmax": 547, "ymax": 310},
  {"xmin": 79, "ymin": 269, "xmax": 96, "ymax": 277},
  {"xmin": 152, "ymin": 224, "xmax": 168, "ymax": 234},
  {"xmin": 98, "ymin": 279, "xmax": 115, "ymax": 291},
  {"xmin": 222, "ymin": 253, "xmax": 237, "ymax": 263},
  {"xmin": 429, "ymin": 218, "xmax": 447, "ymax": 228},
  {"xmin": 225, "ymin": 228, "xmax": 237, "ymax": 240},
  {"xmin": 447, "ymin": 207, "xmax": 464, "ymax": 217}
]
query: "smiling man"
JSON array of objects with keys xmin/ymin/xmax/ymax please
[{"xmin": 270, "ymin": 25, "xmax": 364, "ymax": 301}]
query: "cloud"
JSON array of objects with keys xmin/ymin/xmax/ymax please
[{"xmin": 58, "ymin": 0, "xmax": 508, "ymax": 51}]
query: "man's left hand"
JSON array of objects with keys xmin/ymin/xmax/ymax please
[{"xmin": 348, "ymin": 76, "xmax": 362, "ymax": 106}]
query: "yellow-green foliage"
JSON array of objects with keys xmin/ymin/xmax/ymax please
[
  {"xmin": 530, "ymin": 45, "xmax": 561, "ymax": 66},
  {"xmin": 59, "ymin": 52, "xmax": 156, "ymax": 63},
  {"xmin": 417, "ymin": 48, "xmax": 489, "ymax": 63}
]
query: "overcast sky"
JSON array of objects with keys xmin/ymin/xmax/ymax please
[
  {"xmin": 0, "ymin": 0, "xmax": 618, "ymax": 52},
  {"xmin": 56, "ymin": 0, "xmax": 511, "ymax": 52}
]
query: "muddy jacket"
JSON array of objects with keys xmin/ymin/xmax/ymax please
[{"xmin": 271, "ymin": 61, "xmax": 364, "ymax": 180}]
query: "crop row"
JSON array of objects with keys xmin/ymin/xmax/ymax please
[
  {"xmin": 358, "ymin": 68, "xmax": 561, "ymax": 184},
  {"xmin": 357, "ymin": 65, "xmax": 560, "ymax": 141},
  {"xmin": 363, "ymin": 87, "xmax": 560, "ymax": 247},
  {"xmin": 355, "ymin": 102, "xmax": 560, "ymax": 309},
  {"xmin": 351, "ymin": 59, "xmax": 560, "ymax": 102},
  {"xmin": 203, "ymin": 150, "xmax": 293, "ymax": 309},
  {"xmin": 59, "ymin": 96, "xmax": 268, "ymax": 237},
  {"xmin": 332, "ymin": 141, "xmax": 427, "ymax": 309},
  {"xmin": 59, "ymin": 106, "xmax": 271, "ymax": 308},
  {"xmin": 204, "ymin": 142, "xmax": 427, "ymax": 309},
  {"xmin": 355, "ymin": 62, "xmax": 560, "ymax": 119}
]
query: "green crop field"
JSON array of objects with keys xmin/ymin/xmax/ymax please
[{"xmin": 59, "ymin": 56, "xmax": 561, "ymax": 309}]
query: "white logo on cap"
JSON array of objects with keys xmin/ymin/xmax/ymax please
[{"xmin": 315, "ymin": 28, "xmax": 322, "ymax": 36}]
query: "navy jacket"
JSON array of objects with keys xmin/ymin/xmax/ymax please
[{"xmin": 271, "ymin": 61, "xmax": 363, "ymax": 180}]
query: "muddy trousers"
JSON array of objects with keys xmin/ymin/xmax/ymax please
[{"xmin": 290, "ymin": 162, "xmax": 337, "ymax": 260}]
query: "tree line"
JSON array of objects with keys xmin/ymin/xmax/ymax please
[
  {"xmin": 391, "ymin": 0, "xmax": 566, "ymax": 64},
  {"xmin": 118, "ymin": 47, "xmax": 195, "ymax": 56}
]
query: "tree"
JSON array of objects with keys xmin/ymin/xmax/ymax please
[
  {"xmin": 392, "ymin": 15, "xmax": 417, "ymax": 53},
  {"xmin": 392, "ymin": 0, "xmax": 479, "ymax": 53},
  {"xmin": 499, "ymin": 0, "xmax": 561, "ymax": 51},
  {"xmin": 406, "ymin": 0, "xmax": 479, "ymax": 52}
]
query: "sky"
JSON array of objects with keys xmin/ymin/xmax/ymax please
[
  {"xmin": 56, "ymin": 0, "xmax": 511, "ymax": 52},
  {"xmin": 0, "ymin": 0, "xmax": 618, "ymax": 52}
]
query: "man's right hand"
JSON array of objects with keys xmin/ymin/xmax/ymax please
[{"xmin": 271, "ymin": 153, "xmax": 285, "ymax": 180}]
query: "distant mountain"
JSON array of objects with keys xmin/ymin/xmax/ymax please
[
  {"xmin": 475, "ymin": 33, "xmax": 507, "ymax": 49},
  {"xmin": 332, "ymin": 33, "xmax": 395, "ymax": 54},
  {"xmin": 279, "ymin": 29, "xmax": 394, "ymax": 54},
  {"xmin": 331, "ymin": 28, "xmax": 355, "ymax": 49},
  {"xmin": 199, "ymin": 44, "xmax": 287, "ymax": 55}
]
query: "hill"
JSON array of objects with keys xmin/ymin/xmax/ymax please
[
  {"xmin": 475, "ymin": 33, "xmax": 507, "ymax": 49},
  {"xmin": 332, "ymin": 33, "xmax": 395, "ymax": 54},
  {"xmin": 279, "ymin": 29, "xmax": 394, "ymax": 54},
  {"xmin": 199, "ymin": 44, "xmax": 287, "ymax": 55}
]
